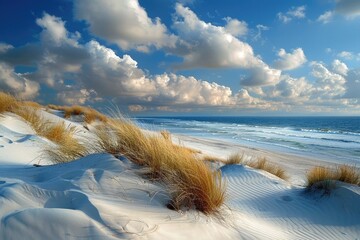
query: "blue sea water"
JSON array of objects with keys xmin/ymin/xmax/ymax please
[{"xmin": 136, "ymin": 116, "xmax": 360, "ymax": 164}]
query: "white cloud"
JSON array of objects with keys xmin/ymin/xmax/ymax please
[
  {"xmin": 278, "ymin": 6, "xmax": 306, "ymax": 23},
  {"xmin": 277, "ymin": 13, "xmax": 291, "ymax": 23},
  {"xmin": 241, "ymin": 65, "xmax": 281, "ymax": 86},
  {"xmin": 224, "ymin": 17, "xmax": 248, "ymax": 37},
  {"xmin": 36, "ymin": 13, "xmax": 80, "ymax": 46},
  {"xmin": 254, "ymin": 24, "xmax": 269, "ymax": 41},
  {"xmin": 57, "ymin": 89, "xmax": 98, "ymax": 105},
  {"xmin": 338, "ymin": 51, "xmax": 354, "ymax": 60},
  {"xmin": 288, "ymin": 6, "xmax": 306, "ymax": 18},
  {"xmin": 274, "ymin": 48, "xmax": 307, "ymax": 71},
  {"xmin": 332, "ymin": 59, "xmax": 349, "ymax": 76},
  {"xmin": 152, "ymin": 73, "xmax": 235, "ymax": 106},
  {"xmin": 0, "ymin": 10, "xmax": 358, "ymax": 114},
  {"xmin": 0, "ymin": 63, "xmax": 39, "ymax": 99},
  {"xmin": 264, "ymin": 75, "xmax": 313, "ymax": 101},
  {"xmin": 172, "ymin": 4, "xmax": 280, "ymax": 86},
  {"xmin": 81, "ymin": 40, "xmax": 154, "ymax": 97},
  {"xmin": 0, "ymin": 43, "xmax": 13, "ymax": 53},
  {"xmin": 335, "ymin": 0, "xmax": 360, "ymax": 18},
  {"xmin": 128, "ymin": 105, "xmax": 147, "ymax": 112},
  {"xmin": 317, "ymin": 11, "xmax": 334, "ymax": 24},
  {"xmin": 310, "ymin": 61, "xmax": 346, "ymax": 97},
  {"xmin": 74, "ymin": 0, "xmax": 176, "ymax": 52}
]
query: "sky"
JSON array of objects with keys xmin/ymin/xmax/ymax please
[{"xmin": 0, "ymin": 0, "xmax": 359, "ymax": 116}]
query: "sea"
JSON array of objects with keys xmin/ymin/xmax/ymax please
[{"xmin": 135, "ymin": 116, "xmax": 360, "ymax": 164}]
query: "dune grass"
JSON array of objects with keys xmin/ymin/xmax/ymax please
[
  {"xmin": 23, "ymin": 101, "xmax": 43, "ymax": 109},
  {"xmin": 47, "ymin": 104, "xmax": 108, "ymax": 124},
  {"xmin": 306, "ymin": 165, "xmax": 360, "ymax": 193},
  {"xmin": 44, "ymin": 123, "xmax": 88, "ymax": 163},
  {"xmin": 95, "ymin": 117, "xmax": 226, "ymax": 214},
  {"xmin": 0, "ymin": 92, "xmax": 19, "ymax": 114},
  {"xmin": 226, "ymin": 153, "xmax": 244, "ymax": 165},
  {"xmin": 14, "ymin": 106, "xmax": 88, "ymax": 163},
  {"xmin": 247, "ymin": 157, "xmax": 288, "ymax": 180},
  {"xmin": 0, "ymin": 92, "xmax": 89, "ymax": 163},
  {"xmin": 337, "ymin": 165, "xmax": 360, "ymax": 185}
]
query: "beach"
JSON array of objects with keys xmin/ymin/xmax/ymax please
[{"xmin": 0, "ymin": 108, "xmax": 359, "ymax": 239}]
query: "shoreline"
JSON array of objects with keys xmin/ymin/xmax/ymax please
[{"xmin": 174, "ymin": 133, "xmax": 347, "ymax": 185}]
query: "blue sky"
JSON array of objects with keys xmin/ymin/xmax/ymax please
[{"xmin": 0, "ymin": 0, "xmax": 359, "ymax": 116}]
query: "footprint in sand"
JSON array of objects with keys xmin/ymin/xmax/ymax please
[{"xmin": 0, "ymin": 136, "xmax": 13, "ymax": 144}]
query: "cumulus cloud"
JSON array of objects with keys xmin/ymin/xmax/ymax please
[
  {"xmin": 1, "ymin": 9, "xmax": 357, "ymax": 114},
  {"xmin": 277, "ymin": 6, "xmax": 306, "ymax": 23},
  {"xmin": 151, "ymin": 73, "xmax": 235, "ymax": 106},
  {"xmin": 247, "ymin": 59, "xmax": 358, "ymax": 112},
  {"xmin": 0, "ymin": 63, "xmax": 39, "ymax": 99},
  {"xmin": 274, "ymin": 48, "xmax": 307, "ymax": 71},
  {"xmin": 337, "ymin": 51, "xmax": 356, "ymax": 60},
  {"xmin": 310, "ymin": 61, "xmax": 346, "ymax": 97},
  {"xmin": 74, "ymin": 0, "xmax": 176, "ymax": 52},
  {"xmin": 332, "ymin": 59, "xmax": 349, "ymax": 76},
  {"xmin": 264, "ymin": 75, "xmax": 313, "ymax": 101},
  {"xmin": 57, "ymin": 89, "xmax": 99, "ymax": 105},
  {"xmin": 172, "ymin": 4, "xmax": 280, "ymax": 86},
  {"xmin": 17, "ymin": 13, "xmax": 89, "ymax": 88},
  {"xmin": 224, "ymin": 17, "xmax": 248, "ymax": 37},
  {"xmin": 317, "ymin": 11, "xmax": 334, "ymax": 24},
  {"xmin": 0, "ymin": 12, "xmax": 245, "ymax": 109}
]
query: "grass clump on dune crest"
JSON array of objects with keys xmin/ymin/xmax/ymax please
[
  {"xmin": 337, "ymin": 165, "xmax": 360, "ymax": 185},
  {"xmin": 0, "ymin": 92, "xmax": 19, "ymax": 114},
  {"xmin": 226, "ymin": 153, "xmax": 244, "ymax": 165},
  {"xmin": 15, "ymin": 106, "xmax": 89, "ymax": 163},
  {"xmin": 95, "ymin": 117, "xmax": 226, "ymax": 214},
  {"xmin": 23, "ymin": 101, "xmax": 43, "ymax": 109},
  {"xmin": 44, "ymin": 123, "xmax": 88, "ymax": 163},
  {"xmin": 47, "ymin": 104, "xmax": 108, "ymax": 124},
  {"xmin": 247, "ymin": 157, "xmax": 288, "ymax": 180},
  {"xmin": 306, "ymin": 165, "xmax": 360, "ymax": 193}
]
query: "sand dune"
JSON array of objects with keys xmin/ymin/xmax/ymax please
[{"xmin": 0, "ymin": 109, "xmax": 359, "ymax": 239}]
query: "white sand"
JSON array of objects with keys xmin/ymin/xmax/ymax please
[{"xmin": 0, "ymin": 110, "xmax": 359, "ymax": 239}]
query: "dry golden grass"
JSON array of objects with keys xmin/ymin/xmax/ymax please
[
  {"xmin": 160, "ymin": 130, "xmax": 172, "ymax": 141},
  {"xmin": 47, "ymin": 104, "xmax": 107, "ymax": 123},
  {"xmin": 337, "ymin": 165, "xmax": 360, "ymax": 185},
  {"xmin": 306, "ymin": 165, "xmax": 360, "ymax": 192},
  {"xmin": 306, "ymin": 166, "xmax": 338, "ymax": 193},
  {"xmin": 95, "ymin": 117, "xmax": 226, "ymax": 214},
  {"xmin": 63, "ymin": 105, "xmax": 84, "ymax": 118},
  {"xmin": 44, "ymin": 124, "xmax": 88, "ymax": 163},
  {"xmin": 47, "ymin": 104, "xmax": 63, "ymax": 111},
  {"xmin": 226, "ymin": 153, "xmax": 244, "ymax": 165},
  {"xmin": 84, "ymin": 108, "xmax": 108, "ymax": 124},
  {"xmin": 2, "ymin": 92, "xmax": 224, "ymax": 213},
  {"xmin": 0, "ymin": 92, "xmax": 19, "ymax": 114},
  {"xmin": 13, "ymin": 107, "xmax": 47, "ymax": 134},
  {"xmin": 14, "ymin": 106, "xmax": 88, "ymax": 163},
  {"xmin": 23, "ymin": 101, "xmax": 43, "ymax": 109},
  {"xmin": 247, "ymin": 157, "xmax": 288, "ymax": 180},
  {"xmin": 201, "ymin": 155, "xmax": 225, "ymax": 163}
]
